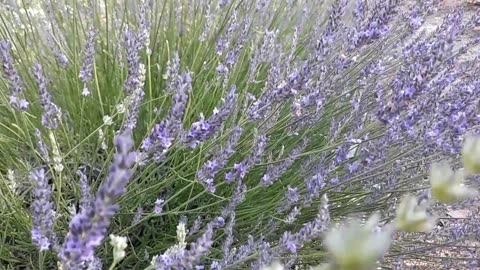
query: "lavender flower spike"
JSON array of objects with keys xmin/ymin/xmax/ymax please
[
  {"xmin": 261, "ymin": 140, "xmax": 306, "ymax": 187},
  {"xmin": 35, "ymin": 129, "xmax": 51, "ymax": 163},
  {"xmin": 279, "ymin": 194, "xmax": 330, "ymax": 254},
  {"xmin": 151, "ymin": 217, "xmax": 225, "ymax": 269},
  {"xmin": 77, "ymin": 168, "xmax": 94, "ymax": 212},
  {"xmin": 60, "ymin": 131, "xmax": 137, "ymax": 268},
  {"xmin": 79, "ymin": 26, "xmax": 97, "ymax": 96},
  {"xmin": 31, "ymin": 168, "xmax": 56, "ymax": 251},
  {"xmin": 142, "ymin": 71, "xmax": 191, "ymax": 160},
  {"xmin": 186, "ymin": 84, "xmax": 238, "ymax": 148},
  {"xmin": 197, "ymin": 127, "xmax": 243, "ymax": 192},
  {"xmin": 124, "ymin": 29, "xmax": 145, "ymax": 95},
  {"xmin": 33, "ymin": 63, "xmax": 61, "ymax": 129},
  {"xmin": 0, "ymin": 40, "xmax": 29, "ymax": 110},
  {"xmin": 224, "ymin": 130, "xmax": 267, "ymax": 183}
]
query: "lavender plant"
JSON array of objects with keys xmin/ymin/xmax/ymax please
[{"xmin": 0, "ymin": 0, "xmax": 479, "ymax": 269}]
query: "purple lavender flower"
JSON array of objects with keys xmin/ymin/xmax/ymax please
[
  {"xmin": 218, "ymin": 0, "xmax": 229, "ymax": 8},
  {"xmin": 376, "ymin": 10, "xmax": 480, "ymax": 153},
  {"xmin": 348, "ymin": 0, "xmax": 399, "ymax": 49},
  {"xmin": 142, "ymin": 72, "xmax": 191, "ymax": 160},
  {"xmin": 216, "ymin": 10, "xmax": 238, "ymax": 56},
  {"xmin": 254, "ymin": 241, "xmax": 272, "ymax": 270},
  {"xmin": 137, "ymin": 1, "xmax": 152, "ymax": 49},
  {"xmin": 185, "ymin": 113, "xmax": 210, "ymax": 147},
  {"xmin": 132, "ymin": 207, "xmax": 144, "ymax": 225},
  {"xmin": 278, "ymin": 195, "xmax": 329, "ymax": 254},
  {"xmin": 225, "ymin": 17, "xmax": 250, "ymax": 69},
  {"xmin": 35, "ymin": 129, "xmax": 51, "ymax": 163},
  {"xmin": 85, "ymin": 256, "xmax": 103, "ymax": 270},
  {"xmin": 79, "ymin": 26, "xmax": 97, "ymax": 89},
  {"xmin": 46, "ymin": 32, "xmax": 69, "ymax": 68},
  {"xmin": 33, "ymin": 63, "xmax": 61, "ymax": 129},
  {"xmin": 124, "ymin": 29, "xmax": 145, "ymax": 95},
  {"xmin": 186, "ymin": 85, "xmax": 238, "ymax": 148},
  {"xmin": 302, "ymin": 172, "xmax": 327, "ymax": 207},
  {"xmin": 0, "ymin": 40, "xmax": 29, "ymax": 111},
  {"xmin": 122, "ymin": 63, "xmax": 146, "ymax": 132},
  {"xmin": 248, "ymin": 29, "xmax": 278, "ymax": 83},
  {"xmin": 199, "ymin": 3, "xmax": 213, "ymax": 42},
  {"xmin": 142, "ymin": 119, "xmax": 175, "ymax": 155},
  {"xmin": 60, "ymin": 131, "xmax": 137, "ymax": 268},
  {"xmin": 286, "ymin": 185, "xmax": 299, "ymax": 204},
  {"xmin": 77, "ymin": 169, "xmax": 93, "ymax": 212},
  {"xmin": 31, "ymin": 168, "xmax": 55, "ymax": 251},
  {"xmin": 188, "ymin": 216, "xmax": 203, "ymax": 236},
  {"xmin": 153, "ymin": 217, "xmax": 225, "ymax": 269},
  {"xmin": 222, "ymin": 235, "xmax": 259, "ymax": 268},
  {"xmin": 285, "ymin": 206, "xmax": 301, "ymax": 224},
  {"xmin": 163, "ymin": 52, "xmax": 181, "ymax": 94},
  {"xmin": 247, "ymin": 58, "xmax": 304, "ymax": 122},
  {"xmin": 154, "ymin": 198, "xmax": 164, "ymax": 214},
  {"xmin": 216, "ymin": 63, "xmax": 229, "ymax": 77},
  {"xmin": 197, "ymin": 127, "xmax": 243, "ymax": 192},
  {"xmin": 352, "ymin": 0, "xmax": 366, "ymax": 21},
  {"xmin": 222, "ymin": 212, "xmax": 235, "ymax": 263},
  {"xmin": 224, "ymin": 131, "xmax": 267, "ymax": 183},
  {"xmin": 261, "ymin": 141, "xmax": 306, "ymax": 186},
  {"xmin": 168, "ymin": 71, "xmax": 191, "ymax": 122},
  {"xmin": 221, "ymin": 178, "xmax": 247, "ymax": 218}
]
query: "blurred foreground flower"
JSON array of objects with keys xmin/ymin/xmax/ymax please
[
  {"xmin": 260, "ymin": 261, "xmax": 284, "ymax": 270},
  {"xmin": 323, "ymin": 213, "xmax": 393, "ymax": 270},
  {"xmin": 462, "ymin": 135, "xmax": 480, "ymax": 174},
  {"xmin": 430, "ymin": 161, "xmax": 478, "ymax": 203},
  {"xmin": 395, "ymin": 194, "xmax": 436, "ymax": 232},
  {"xmin": 109, "ymin": 234, "xmax": 127, "ymax": 264},
  {"xmin": 59, "ymin": 131, "xmax": 137, "ymax": 268}
]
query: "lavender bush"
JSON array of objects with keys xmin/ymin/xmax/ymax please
[{"xmin": 0, "ymin": 0, "xmax": 479, "ymax": 269}]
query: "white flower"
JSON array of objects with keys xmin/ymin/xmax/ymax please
[
  {"xmin": 116, "ymin": 102, "xmax": 127, "ymax": 114},
  {"xmin": 176, "ymin": 219, "xmax": 187, "ymax": 245},
  {"xmin": 6, "ymin": 169, "xmax": 17, "ymax": 192},
  {"xmin": 324, "ymin": 213, "xmax": 393, "ymax": 270},
  {"xmin": 462, "ymin": 135, "xmax": 480, "ymax": 174},
  {"xmin": 395, "ymin": 194, "xmax": 436, "ymax": 232},
  {"xmin": 164, "ymin": 219, "xmax": 187, "ymax": 255},
  {"xmin": 98, "ymin": 129, "xmax": 107, "ymax": 150},
  {"xmin": 430, "ymin": 161, "xmax": 478, "ymax": 203},
  {"xmin": 103, "ymin": 115, "xmax": 113, "ymax": 126},
  {"xmin": 49, "ymin": 131, "xmax": 64, "ymax": 173},
  {"xmin": 109, "ymin": 234, "xmax": 128, "ymax": 263},
  {"xmin": 82, "ymin": 87, "xmax": 91, "ymax": 97},
  {"xmin": 150, "ymin": 255, "xmax": 158, "ymax": 267},
  {"xmin": 260, "ymin": 261, "xmax": 284, "ymax": 270},
  {"xmin": 138, "ymin": 63, "xmax": 146, "ymax": 87}
]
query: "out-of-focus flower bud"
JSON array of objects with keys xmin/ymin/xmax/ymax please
[
  {"xmin": 395, "ymin": 194, "xmax": 436, "ymax": 232},
  {"xmin": 430, "ymin": 161, "xmax": 478, "ymax": 203},
  {"xmin": 462, "ymin": 136, "xmax": 480, "ymax": 174},
  {"xmin": 324, "ymin": 213, "xmax": 393, "ymax": 270},
  {"xmin": 260, "ymin": 261, "xmax": 284, "ymax": 270}
]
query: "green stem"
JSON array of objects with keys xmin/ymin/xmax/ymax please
[{"xmin": 38, "ymin": 251, "xmax": 44, "ymax": 270}]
